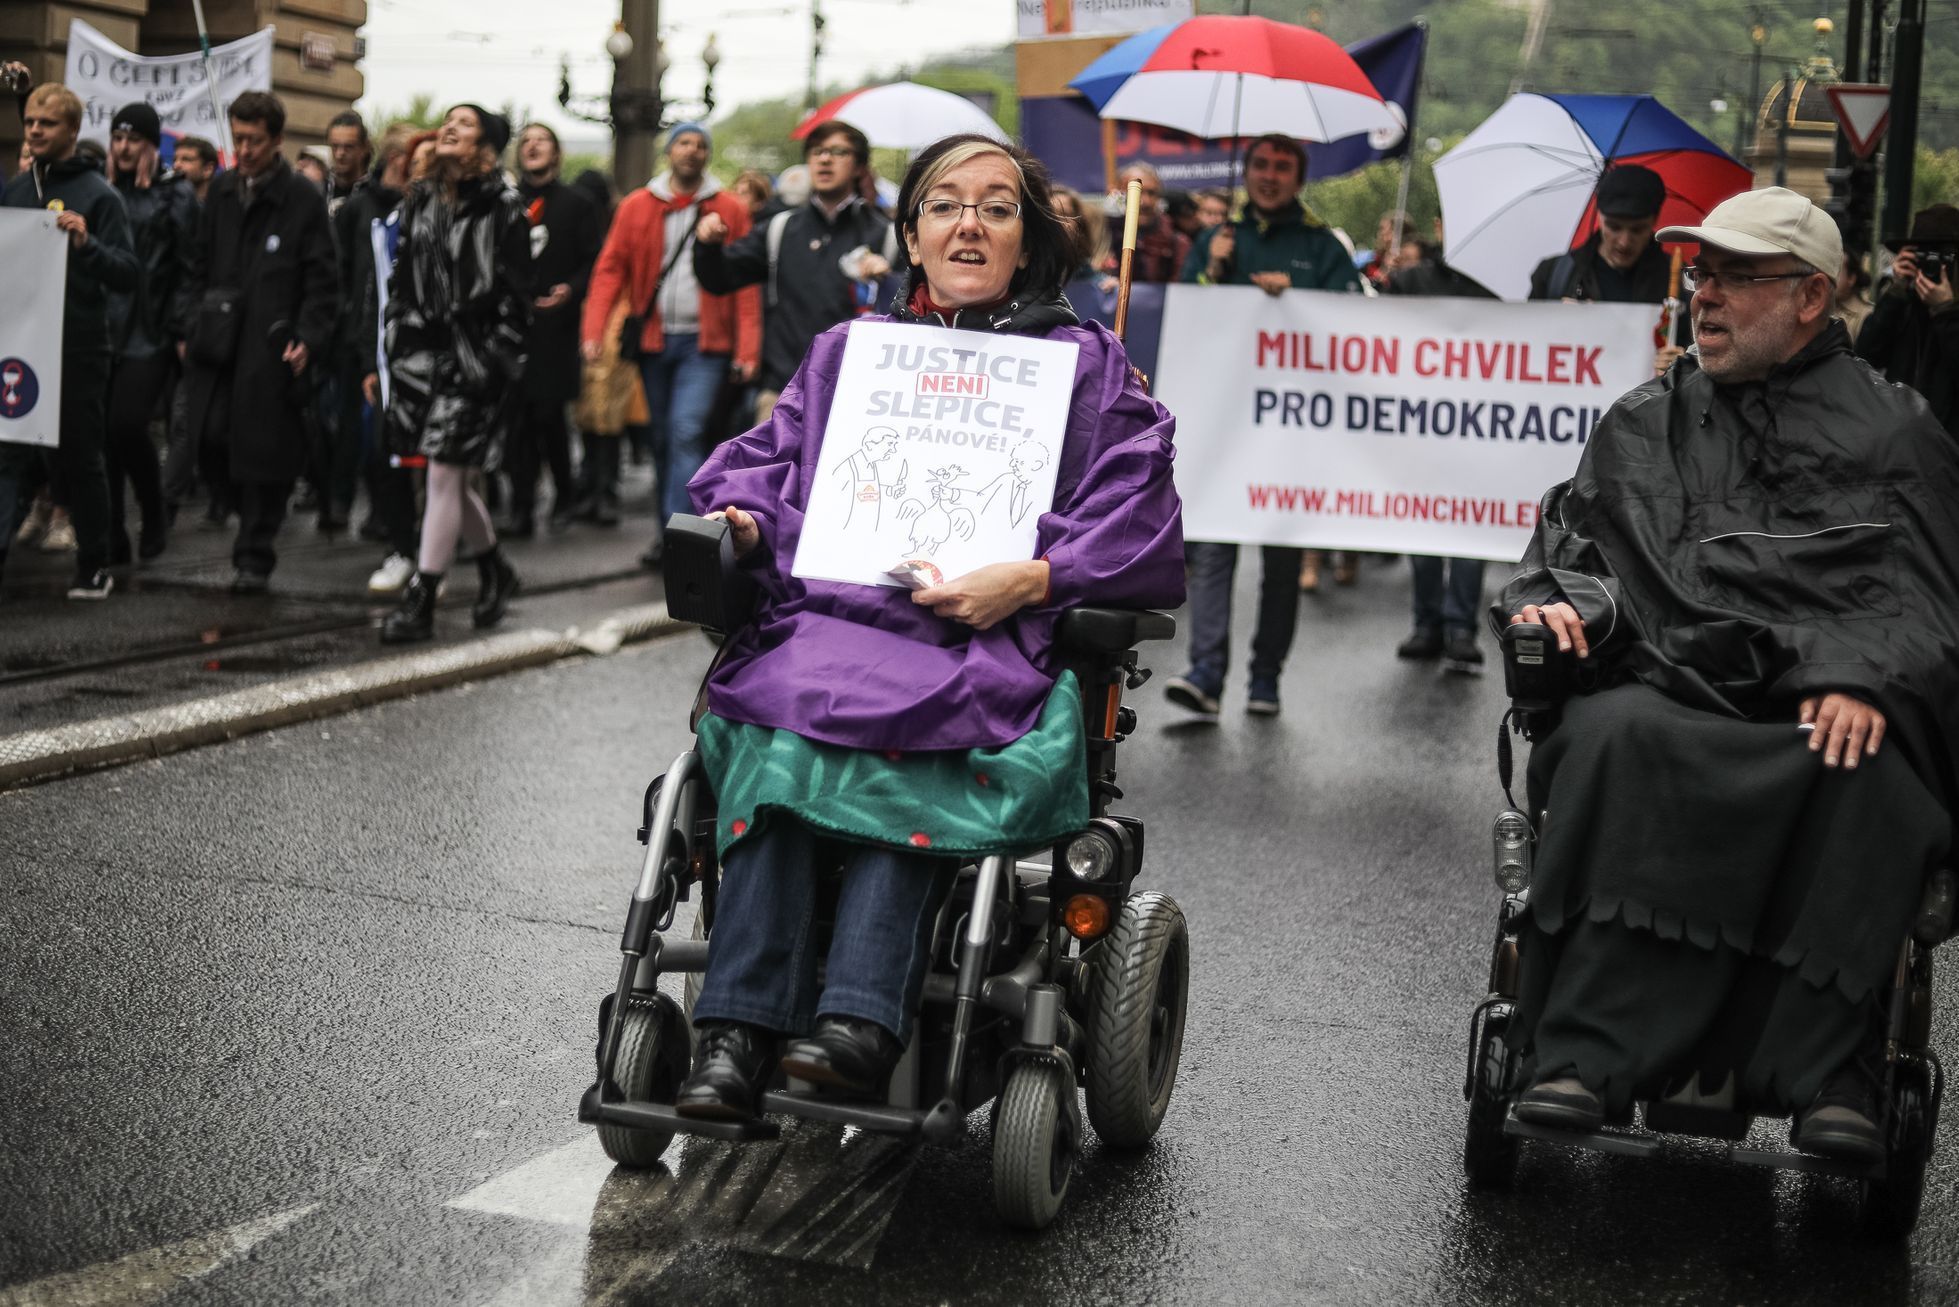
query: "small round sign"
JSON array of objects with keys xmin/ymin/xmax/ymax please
[{"xmin": 0, "ymin": 357, "xmax": 40, "ymax": 419}]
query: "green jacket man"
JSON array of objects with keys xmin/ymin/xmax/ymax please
[{"xmin": 1178, "ymin": 133, "xmax": 1360, "ymax": 294}]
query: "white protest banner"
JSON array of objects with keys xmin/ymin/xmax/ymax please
[
  {"xmin": 1017, "ymin": 0, "xmax": 1192, "ymax": 40},
  {"xmin": 793, "ymin": 320, "xmax": 1080, "ymax": 590},
  {"xmin": 0, "ymin": 210, "xmax": 67, "ymax": 450},
  {"xmin": 1156, "ymin": 285, "xmax": 1657, "ymax": 561},
  {"xmin": 63, "ymin": 19, "xmax": 274, "ymax": 152}
]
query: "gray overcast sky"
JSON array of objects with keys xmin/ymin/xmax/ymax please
[{"xmin": 354, "ymin": 0, "xmax": 1016, "ymax": 145}]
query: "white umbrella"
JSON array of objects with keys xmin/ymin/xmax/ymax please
[{"xmin": 794, "ymin": 82, "xmax": 1009, "ymax": 152}]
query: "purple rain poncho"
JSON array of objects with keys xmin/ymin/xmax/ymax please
[{"xmin": 688, "ymin": 303, "xmax": 1185, "ymax": 754}]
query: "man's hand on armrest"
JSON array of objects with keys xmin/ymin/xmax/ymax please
[
  {"xmin": 1800, "ymin": 692, "xmax": 1886, "ymax": 770},
  {"xmin": 1508, "ymin": 601, "xmax": 1589, "ymax": 659}
]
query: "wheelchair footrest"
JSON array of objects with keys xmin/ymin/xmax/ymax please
[
  {"xmin": 757, "ymin": 1090, "xmax": 926, "ymax": 1138},
  {"xmin": 1503, "ymin": 1115, "xmax": 1660, "ymax": 1158},
  {"xmin": 585, "ymin": 1096, "xmax": 781, "ymax": 1142}
]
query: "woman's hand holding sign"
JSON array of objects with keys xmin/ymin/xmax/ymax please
[{"xmin": 914, "ymin": 560, "xmax": 1049, "ymax": 631}]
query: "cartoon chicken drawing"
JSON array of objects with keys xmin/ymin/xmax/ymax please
[{"xmin": 896, "ymin": 464, "xmax": 978, "ymax": 557}]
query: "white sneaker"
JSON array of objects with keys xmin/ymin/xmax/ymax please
[
  {"xmin": 367, "ymin": 552, "xmax": 415, "ymax": 596},
  {"xmin": 13, "ymin": 497, "xmax": 51, "ymax": 547},
  {"xmin": 39, "ymin": 510, "xmax": 76, "ymax": 553}
]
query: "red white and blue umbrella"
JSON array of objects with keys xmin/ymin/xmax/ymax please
[
  {"xmin": 1068, "ymin": 15, "xmax": 1399, "ymax": 144},
  {"xmin": 1434, "ymin": 93, "xmax": 1753, "ymax": 302},
  {"xmin": 793, "ymin": 82, "xmax": 1009, "ymax": 151}
]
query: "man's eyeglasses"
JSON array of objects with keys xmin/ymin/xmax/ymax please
[
  {"xmin": 1682, "ymin": 266, "xmax": 1819, "ymax": 292},
  {"xmin": 917, "ymin": 198, "xmax": 1022, "ymax": 227},
  {"xmin": 808, "ymin": 146, "xmax": 857, "ymax": 161}
]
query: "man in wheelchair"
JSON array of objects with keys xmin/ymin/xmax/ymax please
[{"xmin": 1492, "ymin": 189, "xmax": 1959, "ymax": 1163}]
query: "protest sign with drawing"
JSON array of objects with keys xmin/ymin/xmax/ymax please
[{"xmin": 793, "ymin": 320, "xmax": 1081, "ymax": 589}]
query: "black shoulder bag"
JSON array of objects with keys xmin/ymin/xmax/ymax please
[{"xmin": 617, "ymin": 205, "xmax": 697, "ymax": 363}]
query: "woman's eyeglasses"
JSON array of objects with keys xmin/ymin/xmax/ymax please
[{"xmin": 917, "ymin": 199, "xmax": 1022, "ymax": 227}]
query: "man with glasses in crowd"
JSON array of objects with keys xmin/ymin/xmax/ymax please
[
  {"xmin": 1111, "ymin": 162, "xmax": 1187, "ymax": 283},
  {"xmin": 1497, "ymin": 187, "xmax": 1959, "ymax": 1163},
  {"xmin": 692, "ymin": 119, "xmax": 897, "ymax": 427}
]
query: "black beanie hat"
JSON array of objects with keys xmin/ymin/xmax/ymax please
[
  {"xmin": 112, "ymin": 102, "xmax": 162, "ymax": 148},
  {"xmin": 453, "ymin": 103, "xmax": 511, "ymax": 157},
  {"xmin": 1595, "ymin": 164, "xmax": 1666, "ymax": 219}
]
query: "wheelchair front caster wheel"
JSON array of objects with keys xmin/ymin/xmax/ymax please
[
  {"xmin": 1859, "ymin": 1066, "xmax": 1932, "ymax": 1239},
  {"xmin": 1084, "ymin": 891, "xmax": 1189, "ymax": 1148},
  {"xmin": 1464, "ymin": 1008, "xmax": 1520, "ymax": 1189},
  {"xmin": 597, "ymin": 993, "xmax": 690, "ymax": 1168},
  {"xmin": 993, "ymin": 1061, "xmax": 1078, "ymax": 1230}
]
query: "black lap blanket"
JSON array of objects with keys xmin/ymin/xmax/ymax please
[{"xmin": 1526, "ymin": 684, "xmax": 1950, "ymax": 1002}]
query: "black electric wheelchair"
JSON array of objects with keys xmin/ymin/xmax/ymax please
[
  {"xmin": 1461, "ymin": 623, "xmax": 1954, "ymax": 1239},
  {"xmin": 578, "ymin": 515, "xmax": 1191, "ymax": 1230}
]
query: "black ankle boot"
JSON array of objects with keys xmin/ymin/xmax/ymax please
[
  {"xmin": 779, "ymin": 1016, "xmax": 904, "ymax": 1098},
  {"xmin": 472, "ymin": 548, "xmax": 518, "ymax": 629},
  {"xmin": 381, "ymin": 571, "xmax": 439, "ymax": 644},
  {"xmin": 675, "ymin": 1021, "xmax": 776, "ymax": 1121}
]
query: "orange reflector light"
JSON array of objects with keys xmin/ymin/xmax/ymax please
[{"xmin": 1063, "ymin": 893, "xmax": 1112, "ymax": 939}]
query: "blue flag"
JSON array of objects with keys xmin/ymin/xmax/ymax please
[{"xmin": 1307, "ymin": 21, "xmax": 1426, "ymax": 180}]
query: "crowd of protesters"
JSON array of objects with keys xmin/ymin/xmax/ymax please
[{"xmin": 3, "ymin": 68, "xmax": 1952, "ymax": 692}]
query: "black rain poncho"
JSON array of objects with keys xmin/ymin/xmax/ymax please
[{"xmin": 1494, "ymin": 321, "xmax": 1959, "ymax": 1016}]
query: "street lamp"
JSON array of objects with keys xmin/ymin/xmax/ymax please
[{"xmin": 557, "ymin": 26, "xmax": 721, "ymax": 184}]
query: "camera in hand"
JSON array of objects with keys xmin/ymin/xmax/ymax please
[
  {"xmin": 1920, "ymin": 249, "xmax": 1955, "ymax": 285},
  {"xmin": 1501, "ymin": 622, "xmax": 1572, "ymax": 713}
]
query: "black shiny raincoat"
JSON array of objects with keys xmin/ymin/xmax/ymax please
[
  {"xmin": 384, "ymin": 174, "xmax": 533, "ymax": 468},
  {"xmin": 1494, "ymin": 323, "xmax": 1959, "ymax": 1029},
  {"xmin": 1495, "ymin": 321, "xmax": 1959, "ymax": 809}
]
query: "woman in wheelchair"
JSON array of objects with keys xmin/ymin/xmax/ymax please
[{"xmin": 669, "ymin": 134, "xmax": 1184, "ymax": 1121}]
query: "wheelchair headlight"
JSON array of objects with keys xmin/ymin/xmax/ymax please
[
  {"xmin": 1064, "ymin": 828, "xmax": 1121, "ymax": 882},
  {"xmin": 1492, "ymin": 809, "xmax": 1533, "ymax": 895}
]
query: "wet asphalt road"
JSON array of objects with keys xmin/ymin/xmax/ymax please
[{"xmin": 3, "ymin": 559, "xmax": 1956, "ymax": 1306}]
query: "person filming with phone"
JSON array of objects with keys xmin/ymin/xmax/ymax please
[{"xmin": 1856, "ymin": 203, "xmax": 1959, "ymax": 437}]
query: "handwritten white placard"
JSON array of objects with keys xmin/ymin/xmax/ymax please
[{"xmin": 792, "ymin": 320, "xmax": 1080, "ymax": 589}]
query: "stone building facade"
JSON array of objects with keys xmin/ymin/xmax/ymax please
[{"xmin": 1, "ymin": 0, "xmax": 365, "ymax": 164}]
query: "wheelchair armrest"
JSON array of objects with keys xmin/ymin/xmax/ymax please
[
  {"xmin": 663, "ymin": 513, "xmax": 759, "ymax": 634},
  {"xmin": 1055, "ymin": 607, "xmax": 1177, "ymax": 655},
  {"xmin": 1914, "ymin": 869, "xmax": 1956, "ymax": 948}
]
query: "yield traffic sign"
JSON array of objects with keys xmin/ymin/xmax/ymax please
[{"xmin": 1826, "ymin": 84, "xmax": 1892, "ymax": 159}]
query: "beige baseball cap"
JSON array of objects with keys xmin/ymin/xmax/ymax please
[{"xmin": 1658, "ymin": 186, "xmax": 1843, "ymax": 273}]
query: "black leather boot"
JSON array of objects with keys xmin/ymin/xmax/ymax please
[
  {"xmin": 779, "ymin": 1016, "xmax": 904, "ymax": 1098},
  {"xmin": 381, "ymin": 571, "xmax": 439, "ymax": 644},
  {"xmin": 674, "ymin": 1021, "xmax": 777, "ymax": 1121},
  {"xmin": 472, "ymin": 548, "xmax": 519, "ymax": 629}
]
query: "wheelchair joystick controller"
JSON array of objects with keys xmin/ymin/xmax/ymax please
[{"xmin": 1500, "ymin": 622, "xmax": 1571, "ymax": 714}]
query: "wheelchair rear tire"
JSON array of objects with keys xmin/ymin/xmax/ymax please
[
  {"xmin": 1464, "ymin": 1008, "xmax": 1520, "ymax": 1189},
  {"xmin": 1859, "ymin": 1067, "xmax": 1932, "ymax": 1239},
  {"xmin": 597, "ymin": 993, "xmax": 689, "ymax": 1169},
  {"xmin": 1084, "ymin": 892, "xmax": 1189, "ymax": 1149},
  {"xmin": 993, "ymin": 1060, "xmax": 1078, "ymax": 1230}
]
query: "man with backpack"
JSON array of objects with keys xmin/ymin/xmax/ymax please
[
  {"xmin": 1528, "ymin": 164, "xmax": 1686, "ymax": 376},
  {"xmin": 580, "ymin": 123, "xmax": 760, "ymax": 560},
  {"xmin": 691, "ymin": 119, "xmax": 897, "ymax": 427}
]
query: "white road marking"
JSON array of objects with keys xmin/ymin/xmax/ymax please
[
  {"xmin": 447, "ymin": 1136, "xmax": 619, "ymax": 1228},
  {"xmin": 0, "ymin": 1204, "xmax": 318, "ymax": 1307}
]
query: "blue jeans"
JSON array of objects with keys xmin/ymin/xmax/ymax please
[
  {"xmin": 1408, "ymin": 554, "xmax": 1487, "ymax": 637},
  {"xmin": 694, "ymin": 819, "xmax": 957, "ymax": 1044},
  {"xmin": 1183, "ymin": 540, "xmax": 1303, "ymax": 692},
  {"xmin": 638, "ymin": 333, "xmax": 728, "ymax": 523}
]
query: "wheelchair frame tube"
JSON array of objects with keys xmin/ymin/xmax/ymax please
[
  {"xmin": 603, "ymin": 752, "xmax": 700, "ymax": 1084},
  {"xmin": 940, "ymin": 853, "xmax": 1012, "ymax": 1106}
]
